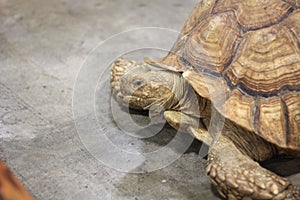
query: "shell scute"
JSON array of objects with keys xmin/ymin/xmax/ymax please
[
  {"xmin": 225, "ymin": 25, "xmax": 300, "ymax": 96},
  {"xmin": 183, "ymin": 12, "xmax": 241, "ymax": 73},
  {"xmin": 282, "ymin": 92, "xmax": 300, "ymax": 148},
  {"xmin": 283, "ymin": 10, "xmax": 300, "ymax": 48},
  {"xmin": 255, "ymin": 97, "xmax": 287, "ymax": 147},
  {"xmin": 214, "ymin": 0, "xmax": 293, "ymax": 30},
  {"xmin": 224, "ymin": 89, "xmax": 255, "ymax": 131}
]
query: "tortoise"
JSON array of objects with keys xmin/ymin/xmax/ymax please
[{"xmin": 110, "ymin": 0, "xmax": 300, "ymax": 199}]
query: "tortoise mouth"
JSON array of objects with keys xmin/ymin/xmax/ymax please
[
  {"xmin": 114, "ymin": 91, "xmax": 157, "ymax": 110},
  {"xmin": 110, "ymin": 57, "xmax": 178, "ymax": 111}
]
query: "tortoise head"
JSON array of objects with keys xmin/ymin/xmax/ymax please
[{"xmin": 110, "ymin": 58, "xmax": 182, "ymax": 111}]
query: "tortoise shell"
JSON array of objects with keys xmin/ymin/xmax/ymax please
[{"xmin": 145, "ymin": 0, "xmax": 300, "ymax": 150}]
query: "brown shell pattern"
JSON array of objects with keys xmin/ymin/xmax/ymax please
[
  {"xmin": 183, "ymin": 12, "xmax": 241, "ymax": 72},
  {"xmin": 149, "ymin": 1, "xmax": 300, "ymax": 149},
  {"xmin": 214, "ymin": 0, "xmax": 293, "ymax": 31}
]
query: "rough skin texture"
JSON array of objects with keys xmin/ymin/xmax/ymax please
[
  {"xmin": 110, "ymin": 0, "xmax": 300, "ymax": 199},
  {"xmin": 110, "ymin": 58, "xmax": 300, "ymax": 199}
]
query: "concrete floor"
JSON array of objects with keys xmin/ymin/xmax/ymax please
[{"xmin": 0, "ymin": 0, "xmax": 299, "ymax": 200}]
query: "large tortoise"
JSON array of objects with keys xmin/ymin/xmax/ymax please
[{"xmin": 110, "ymin": 0, "xmax": 300, "ymax": 199}]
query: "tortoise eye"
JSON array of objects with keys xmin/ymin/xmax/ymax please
[{"xmin": 134, "ymin": 80, "xmax": 144, "ymax": 88}]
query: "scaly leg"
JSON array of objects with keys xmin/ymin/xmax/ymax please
[
  {"xmin": 164, "ymin": 110, "xmax": 212, "ymax": 145},
  {"xmin": 207, "ymin": 134, "xmax": 300, "ymax": 200}
]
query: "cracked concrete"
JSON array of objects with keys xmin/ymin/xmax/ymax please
[{"xmin": 0, "ymin": 0, "xmax": 299, "ymax": 200}]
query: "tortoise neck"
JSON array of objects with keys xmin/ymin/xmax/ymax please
[{"xmin": 170, "ymin": 73, "xmax": 212, "ymax": 122}]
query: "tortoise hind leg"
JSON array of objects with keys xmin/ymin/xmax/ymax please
[{"xmin": 207, "ymin": 134, "xmax": 300, "ymax": 200}]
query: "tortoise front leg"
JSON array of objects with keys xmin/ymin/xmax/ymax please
[
  {"xmin": 163, "ymin": 110, "xmax": 212, "ymax": 145},
  {"xmin": 207, "ymin": 134, "xmax": 300, "ymax": 200}
]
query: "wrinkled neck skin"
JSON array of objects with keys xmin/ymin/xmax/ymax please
[{"xmin": 155, "ymin": 71, "xmax": 211, "ymax": 121}]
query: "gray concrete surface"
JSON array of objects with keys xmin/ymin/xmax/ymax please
[{"xmin": 0, "ymin": 0, "xmax": 299, "ymax": 200}]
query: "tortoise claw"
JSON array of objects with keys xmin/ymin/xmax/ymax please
[{"xmin": 207, "ymin": 135, "xmax": 300, "ymax": 200}]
